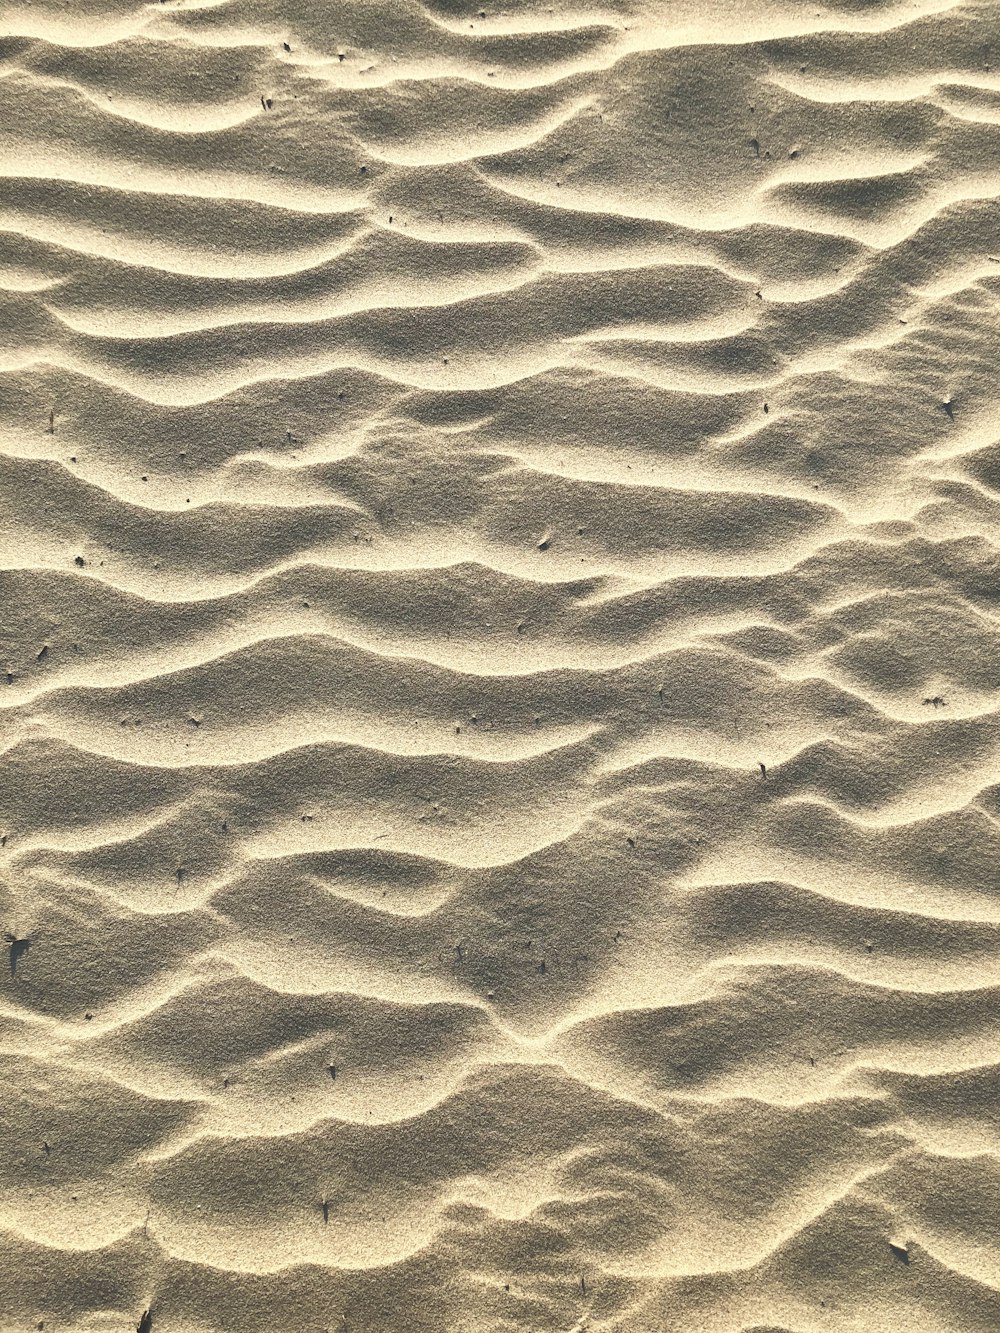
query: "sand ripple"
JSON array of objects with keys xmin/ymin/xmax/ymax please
[{"xmin": 3, "ymin": 0, "xmax": 1000, "ymax": 1329}]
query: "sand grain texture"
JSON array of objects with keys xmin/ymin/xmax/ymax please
[{"xmin": 2, "ymin": 0, "xmax": 1000, "ymax": 1329}]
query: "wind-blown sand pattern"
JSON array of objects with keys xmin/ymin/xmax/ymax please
[{"xmin": 3, "ymin": 0, "xmax": 1000, "ymax": 1329}]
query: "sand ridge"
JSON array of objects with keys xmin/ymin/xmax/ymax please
[{"xmin": 3, "ymin": 0, "xmax": 1000, "ymax": 1329}]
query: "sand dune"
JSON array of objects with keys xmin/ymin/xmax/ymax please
[{"xmin": 3, "ymin": 0, "xmax": 1000, "ymax": 1329}]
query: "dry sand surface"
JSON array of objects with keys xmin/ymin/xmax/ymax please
[{"xmin": 3, "ymin": 0, "xmax": 1000, "ymax": 1329}]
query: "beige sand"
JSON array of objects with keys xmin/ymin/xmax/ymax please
[{"xmin": 2, "ymin": 0, "xmax": 1000, "ymax": 1329}]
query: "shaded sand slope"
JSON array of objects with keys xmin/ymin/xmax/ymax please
[{"xmin": 3, "ymin": 0, "xmax": 1000, "ymax": 1329}]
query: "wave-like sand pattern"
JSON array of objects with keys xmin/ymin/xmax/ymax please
[{"xmin": 3, "ymin": 0, "xmax": 1000, "ymax": 1329}]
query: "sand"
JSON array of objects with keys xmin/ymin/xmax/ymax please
[{"xmin": 2, "ymin": 0, "xmax": 1000, "ymax": 1329}]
